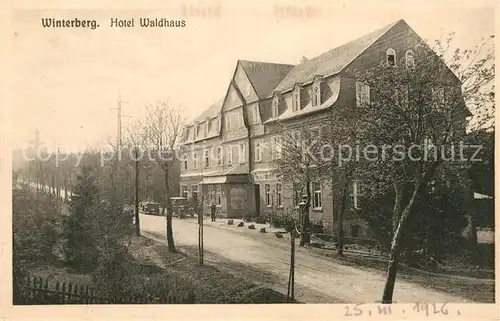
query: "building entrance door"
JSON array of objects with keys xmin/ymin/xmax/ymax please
[{"xmin": 254, "ymin": 184, "xmax": 260, "ymax": 216}]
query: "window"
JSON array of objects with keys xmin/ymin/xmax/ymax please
[
  {"xmin": 276, "ymin": 183, "xmax": 283, "ymax": 207},
  {"xmin": 312, "ymin": 182, "xmax": 322, "ymax": 209},
  {"xmin": 293, "ymin": 92, "xmax": 300, "ymax": 112},
  {"xmin": 225, "ymin": 114, "xmax": 232, "ymax": 131},
  {"xmin": 405, "ymin": 50, "xmax": 415, "ymax": 68},
  {"xmin": 191, "ymin": 185, "xmax": 199, "ymax": 202},
  {"xmin": 193, "ymin": 151, "xmax": 199, "ymax": 169},
  {"xmin": 293, "ymin": 183, "xmax": 304, "ymax": 206},
  {"xmin": 271, "ymin": 136, "xmax": 282, "ymax": 160},
  {"xmin": 255, "ymin": 140, "xmax": 263, "ymax": 162},
  {"xmin": 183, "ymin": 158, "xmax": 188, "ymax": 170},
  {"xmin": 204, "ymin": 149, "xmax": 210, "ymax": 168},
  {"xmin": 227, "ymin": 146, "xmax": 233, "ymax": 165},
  {"xmin": 215, "ymin": 118, "xmax": 220, "ymax": 132},
  {"xmin": 195, "ymin": 123, "xmax": 200, "ymax": 137},
  {"xmin": 217, "ymin": 146, "xmax": 223, "ymax": 166},
  {"xmin": 245, "ymin": 83, "xmax": 251, "ymax": 96},
  {"xmin": 356, "ymin": 82, "xmax": 370, "ymax": 108},
  {"xmin": 181, "ymin": 185, "xmax": 188, "ymax": 199},
  {"xmin": 386, "ymin": 48, "xmax": 396, "ymax": 66},
  {"xmin": 349, "ymin": 180, "xmax": 365, "ymax": 209},
  {"xmin": 216, "ymin": 185, "xmax": 222, "ymax": 205},
  {"xmin": 190, "ymin": 127, "xmax": 195, "ymax": 141},
  {"xmin": 265, "ymin": 184, "xmax": 271, "ymax": 207},
  {"xmin": 252, "ymin": 106, "xmax": 259, "ymax": 124},
  {"xmin": 272, "ymin": 99, "xmax": 279, "ymax": 118},
  {"xmin": 207, "ymin": 186, "xmax": 214, "ymax": 204},
  {"xmin": 231, "ymin": 90, "xmax": 237, "ymax": 102},
  {"xmin": 238, "ymin": 110, "xmax": 244, "ymax": 128},
  {"xmin": 312, "ymin": 85, "xmax": 320, "ymax": 106},
  {"xmin": 239, "ymin": 143, "xmax": 246, "ymax": 163}
]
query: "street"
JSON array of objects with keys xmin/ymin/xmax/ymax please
[{"xmin": 139, "ymin": 214, "xmax": 472, "ymax": 303}]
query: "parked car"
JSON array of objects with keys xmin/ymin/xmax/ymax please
[
  {"xmin": 142, "ymin": 202, "xmax": 161, "ymax": 215},
  {"xmin": 170, "ymin": 196, "xmax": 189, "ymax": 218}
]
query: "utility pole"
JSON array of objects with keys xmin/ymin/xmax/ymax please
[
  {"xmin": 111, "ymin": 91, "xmax": 131, "ymax": 151},
  {"xmin": 110, "ymin": 91, "xmax": 131, "ymax": 202}
]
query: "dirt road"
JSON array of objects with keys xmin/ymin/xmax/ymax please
[{"xmin": 140, "ymin": 214, "xmax": 472, "ymax": 303}]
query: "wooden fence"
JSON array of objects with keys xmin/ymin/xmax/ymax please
[{"xmin": 14, "ymin": 275, "xmax": 197, "ymax": 305}]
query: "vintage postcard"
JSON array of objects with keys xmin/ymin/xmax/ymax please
[{"xmin": 1, "ymin": 0, "xmax": 498, "ymax": 320}]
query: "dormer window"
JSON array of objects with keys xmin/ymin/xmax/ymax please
[
  {"xmin": 312, "ymin": 85, "xmax": 321, "ymax": 107},
  {"xmin": 215, "ymin": 117, "xmax": 220, "ymax": 133},
  {"xmin": 190, "ymin": 127, "xmax": 195, "ymax": 141},
  {"xmin": 205, "ymin": 119, "xmax": 210, "ymax": 136},
  {"xmin": 292, "ymin": 91, "xmax": 300, "ymax": 112},
  {"xmin": 196, "ymin": 123, "xmax": 202, "ymax": 138},
  {"xmin": 272, "ymin": 98, "xmax": 279, "ymax": 118},
  {"xmin": 405, "ymin": 50, "xmax": 415, "ymax": 68},
  {"xmin": 386, "ymin": 48, "xmax": 396, "ymax": 67}
]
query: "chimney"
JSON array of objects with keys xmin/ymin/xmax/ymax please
[{"xmin": 300, "ymin": 56, "xmax": 308, "ymax": 64}]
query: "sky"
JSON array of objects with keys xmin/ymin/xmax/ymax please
[{"xmin": 7, "ymin": 1, "xmax": 496, "ymax": 152}]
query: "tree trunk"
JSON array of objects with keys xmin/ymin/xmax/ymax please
[
  {"xmin": 134, "ymin": 151, "xmax": 140, "ymax": 236},
  {"xmin": 392, "ymin": 182, "xmax": 404, "ymax": 235},
  {"xmin": 300, "ymin": 180, "xmax": 311, "ymax": 246},
  {"xmin": 381, "ymin": 158, "xmax": 441, "ymax": 304},
  {"xmin": 63, "ymin": 171, "xmax": 68, "ymax": 202},
  {"xmin": 164, "ymin": 166, "xmax": 176, "ymax": 253},
  {"xmin": 382, "ymin": 185, "xmax": 419, "ymax": 303},
  {"xmin": 337, "ymin": 180, "xmax": 349, "ymax": 255}
]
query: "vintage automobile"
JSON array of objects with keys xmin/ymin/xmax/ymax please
[
  {"xmin": 141, "ymin": 201, "xmax": 162, "ymax": 215},
  {"xmin": 170, "ymin": 196, "xmax": 190, "ymax": 218}
]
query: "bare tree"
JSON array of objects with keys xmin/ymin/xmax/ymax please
[
  {"xmin": 125, "ymin": 119, "xmax": 148, "ymax": 236},
  {"xmin": 145, "ymin": 101, "xmax": 185, "ymax": 253}
]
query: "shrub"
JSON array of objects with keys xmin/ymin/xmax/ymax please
[{"xmin": 13, "ymin": 187, "xmax": 60, "ymax": 280}]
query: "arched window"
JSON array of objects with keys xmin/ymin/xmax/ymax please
[
  {"xmin": 312, "ymin": 86, "xmax": 320, "ymax": 106},
  {"xmin": 386, "ymin": 48, "xmax": 396, "ymax": 67},
  {"xmin": 405, "ymin": 50, "xmax": 415, "ymax": 68}
]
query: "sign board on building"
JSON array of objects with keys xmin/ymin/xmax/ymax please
[{"xmin": 252, "ymin": 171, "xmax": 278, "ymax": 182}]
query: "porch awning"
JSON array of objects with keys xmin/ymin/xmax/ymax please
[{"xmin": 200, "ymin": 176, "xmax": 227, "ymax": 185}]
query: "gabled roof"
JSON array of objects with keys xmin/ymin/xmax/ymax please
[
  {"xmin": 189, "ymin": 98, "xmax": 224, "ymax": 126},
  {"xmin": 272, "ymin": 19, "xmax": 403, "ymax": 94},
  {"xmin": 239, "ymin": 60, "xmax": 295, "ymax": 99}
]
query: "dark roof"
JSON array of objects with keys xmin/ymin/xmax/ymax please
[
  {"xmin": 272, "ymin": 19, "xmax": 402, "ymax": 93},
  {"xmin": 189, "ymin": 98, "xmax": 224, "ymax": 125},
  {"xmin": 239, "ymin": 60, "xmax": 295, "ymax": 99}
]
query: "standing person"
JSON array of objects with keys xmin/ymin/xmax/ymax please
[{"xmin": 210, "ymin": 201, "xmax": 216, "ymax": 222}]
